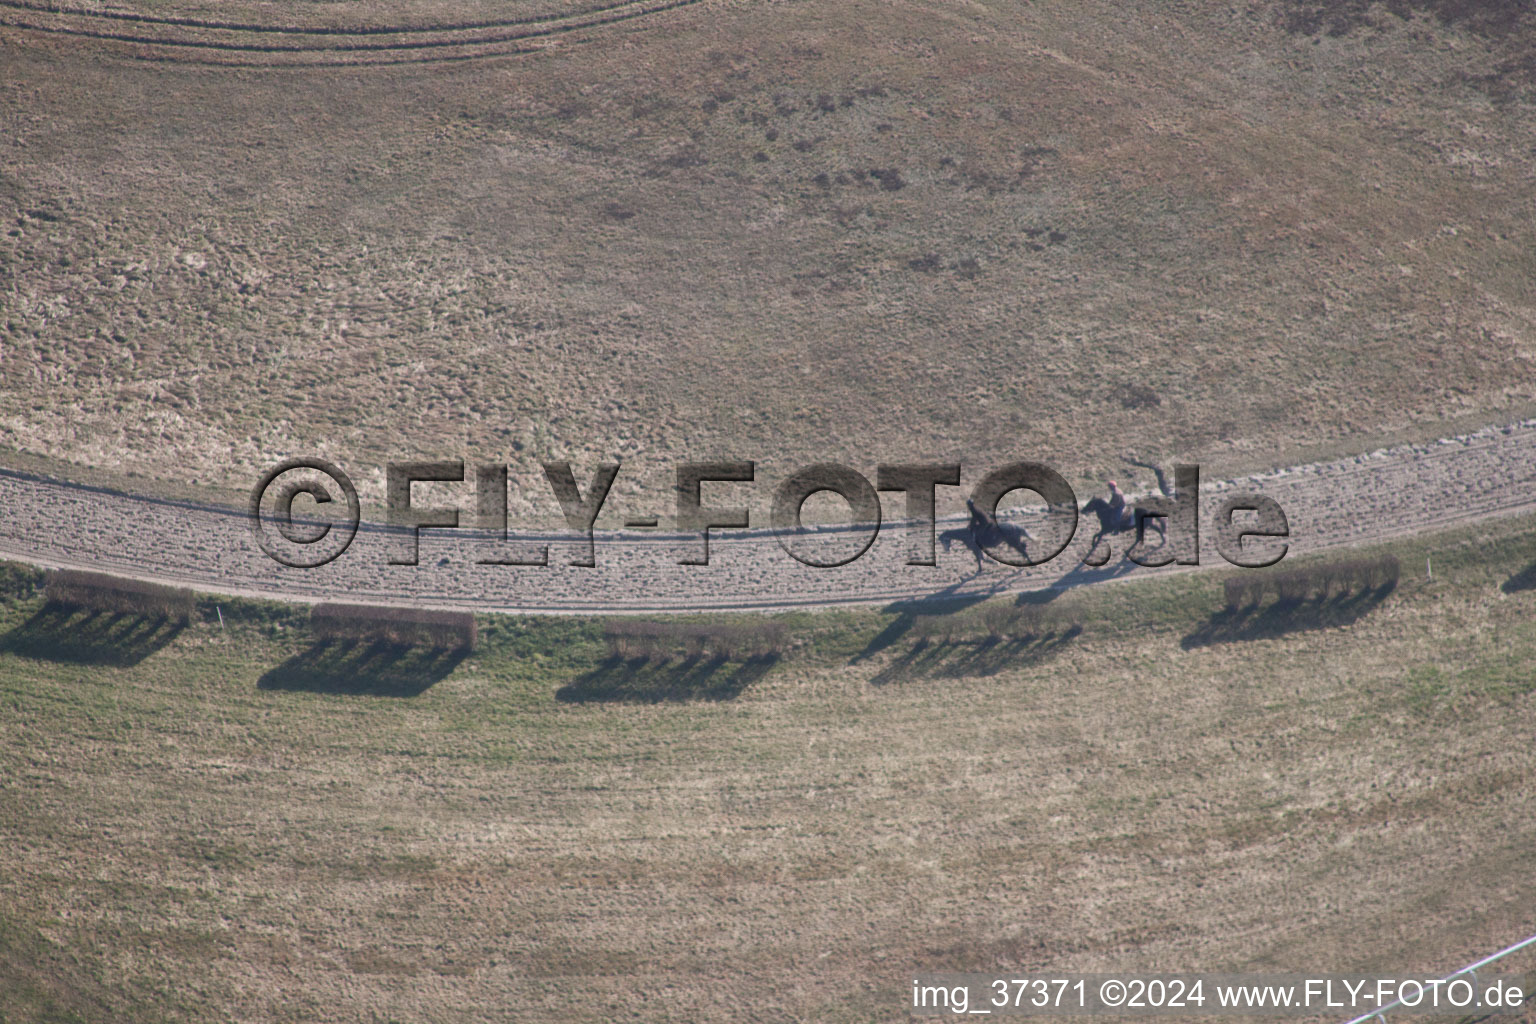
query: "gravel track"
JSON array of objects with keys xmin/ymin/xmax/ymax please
[{"xmin": 2, "ymin": 420, "xmax": 1535, "ymax": 614}]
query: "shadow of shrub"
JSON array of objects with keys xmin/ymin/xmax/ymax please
[
  {"xmin": 603, "ymin": 620, "xmax": 784, "ymax": 661},
  {"xmin": 852, "ymin": 590, "xmax": 995, "ymax": 664},
  {"xmin": 870, "ymin": 624, "xmax": 1082, "ymax": 686},
  {"xmin": 556, "ymin": 653, "xmax": 779, "ymax": 704},
  {"xmin": 257, "ymin": 638, "xmax": 467, "ymax": 697},
  {"xmin": 1182, "ymin": 583, "xmax": 1395, "ymax": 649},
  {"xmin": 311, "ymin": 603, "xmax": 475, "ymax": 650},
  {"xmin": 0, "ymin": 602, "xmax": 185, "ymax": 666},
  {"xmin": 1501, "ymin": 563, "xmax": 1536, "ymax": 594}
]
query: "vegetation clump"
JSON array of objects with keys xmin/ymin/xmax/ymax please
[
  {"xmin": 310, "ymin": 603, "xmax": 477, "ymax": 650},
  {"xmin": 602, "ymin": 620, "xmax": 786, "ymax": 662},
  {"xmin": 910, "ymin": 601, "xmax": 1082, "ymax": 644},
  {"xmin": 1224, "ymin": 554, "xmax": 1400, "ymax": 611},
  {"xmin": 44, "ymin": 569, "xmax": 194, "ymax": 622}
]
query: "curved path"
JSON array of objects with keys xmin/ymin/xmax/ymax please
[
  {"xmin": 0, "ymin": 0, "xmax": 707, "ymax": 66},
  {"xmin": 1, "ymin": 420, "xmax": 1534, "ymax": 614}
]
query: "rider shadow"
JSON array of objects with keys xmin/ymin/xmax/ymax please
[
  {"xmin": 870, "ymin": 625, "xmax": 1082, "ymax": 686},
  {"xmin": 556, "ymin": 652, "xmax": 779, "ymax": 703},
  {"xmin": 1501, "ymin": 563, "xmax": 1536, "ymax": 594},
  {"xmin": 258, "ymin": 638, "xmax": 468, "ymax": 697},
  {"xmin": 1181, "ymin": 582, "xmax": 1396, "ymax": 649},
  {"xmin": 1047, "ymin": 552, "xmax": 1141, "ymax": 590},
  {"xmin": 0, "ymin": 603, "xmax": 186, "ymax": 667}
]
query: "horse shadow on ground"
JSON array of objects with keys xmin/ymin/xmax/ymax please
[
  {"xmin": 556, "ymin": 653, "xmax": 780, "ymax": 704},
  {"xmin": 1048, "ymin": 553, "xmax": 1142, "ymax": 589},
  {"xmin": 1502, "ymin": 563, "xmax": 1536, "ymax": 594},
  {"xmin": 258, "ymin": 638, "xmax": 468, "ymax": 697},
  {"xmin": 870, "ymin": 625, "xmax": 1083, "ymax": 687},
  {"xmin": 0, "ymin": 602, "xmax": 186, "ymax": 666},
  {"xmin": 1181, "ymin": 583, "xmax": 1396, "ymax": 649}
]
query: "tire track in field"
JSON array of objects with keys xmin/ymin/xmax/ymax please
[
  {"xmin": 0, "ymin": 0, "xmax": 680, "ymax": 34},
  {"xmin": 0, "ymin": 0, "xmax": 706, "ymax": 66},
  {"xmin": 0, "ymin": 420, "xmax": 1534, "ymax": 614}
]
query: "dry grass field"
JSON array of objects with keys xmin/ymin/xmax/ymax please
[
  {"xmin": 4, "ymin": 2, "xmax": 1536, "ymax": 1021},
  {"xmin": 3, "ymin": 0, "xmax": 1536, "ymax": 511},
  {"xmin": 1, "ymin": 518, "xmax": 1534, "ymax": 1022}
]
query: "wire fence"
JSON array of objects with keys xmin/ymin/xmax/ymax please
[{"xmin": 1340, "ymin": 931, "xmax": 1536, "ymax": 1024}]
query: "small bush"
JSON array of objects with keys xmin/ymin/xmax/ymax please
[
  {"xmin": 0, "ymin": 561, "xmax": 44, "ymax": 603},
  {"xmin": 1223, "ymin": 577, "xmax": 1258, "ymax": 611},
  {"xmin": 911, "ymin": 602, "xmax": 1079, "ymax": 644},
  {"xmin": 44, "ymin": 569, "xmax": 193, "ymax": 621},
  {"xmin": 310, "ymin": 604, "xmax": 476, "ymax": 651},
  {"xmin": 910, "ymin": 612, "xmax": 963, "ymax": 645},
  {"xmin": 603, "ymin": 620, "xmax": 785, "ymax": 662},
  {"xmin": 1225, "ymin": 554, "xmax": 1399, "ymax": 610}
]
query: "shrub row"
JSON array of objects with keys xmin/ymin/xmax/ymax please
[
  {"xmin": 310, "ymin": 603, "xmax": 477, "ymax": 650},
  {"xmin": 911, "ymin": 602, "xmax": 1079, "ymax": 644},
  {"xmin": 44, "ymin": 569, "xmax": 194, "ymax": 621},
  {"xmin": 1224, "ymin": 554, "xmax": 1399, "ymax": 611},
  {"xmin": 603, "ymin": 620, "xmax": 786, "ymax": 661}
]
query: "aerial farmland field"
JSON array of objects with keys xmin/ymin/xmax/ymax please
[{"xmin": 1, "ymin": 0, "xmax": 1534, "ymax": 1021}]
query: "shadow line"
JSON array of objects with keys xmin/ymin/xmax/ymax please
[
  {"xmin": 0, "ymin": 603, "xmax": 185, "ymax": 666},
  {"xmin": 871, "ymin": 625, "xmax": 1082, "ymax": 686},
  {"xmin": 1182, "ymin": 583, "xmax": 1395, "ymax": 649},
  {"xmin": 258, "ymin": 638, "xmax": 467, "ymax": 697}
]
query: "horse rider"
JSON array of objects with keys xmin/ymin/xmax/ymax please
[{"xmin": 1105, "ymin": 480, "xmax": 1134, "ymax": 531}]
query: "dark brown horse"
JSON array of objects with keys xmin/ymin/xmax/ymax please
[
  {"xmin": 939, "ymin": 499, "xmax": 1033, "ymax": 572},
  {"xmin": 1083, "ymin": 458, "xmax": 1171, "ymax": 551}
]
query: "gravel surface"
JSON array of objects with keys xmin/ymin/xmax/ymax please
[{"xmin": 2, "ymin": 419, "xmax": 1535, "ymax": 613}]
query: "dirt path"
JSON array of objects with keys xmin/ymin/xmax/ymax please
[{"xmin": 1, "ymin": 419, "xmax": 1534, "ymax": 613}]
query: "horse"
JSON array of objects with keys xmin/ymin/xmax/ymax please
[
  {"xmin": 938, "ymin": 501, "xmax": 1033, "ymax": 572},
  {"xmin": 1082, "ymin": 458, "xmax": 1172, "ymax": 554}
]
